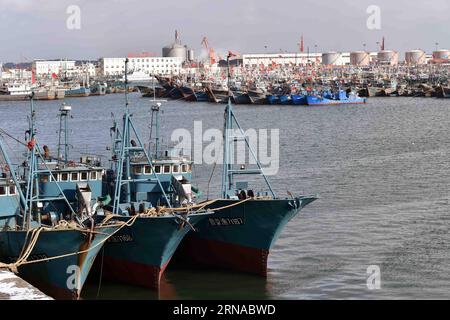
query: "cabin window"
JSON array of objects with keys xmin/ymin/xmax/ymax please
[
  {"xmin": 40, "ymin": 174, "xmax": 49, "ymax": 183},
  {"xmin": 172, "ymin": 165, "xmax": 179, "ymax": 173},
  {"xmin": 80, "ymin": 172, "xmax": 88, "ymax": 181},
  {"xmin": 0, "ymin": 186, "xmax": 5, "ymax": 196},
  {"xmin": 90, "ymin": 171, "xmax": 97, "ymax": 180},
  {"xmin": 188, "ymin": 164, "xmax": 192, "ymax": 172},
  {"xmin": 144, "ymin": 166, "xmax": 152, "ymax": 174},
  {"xmin": 60, "ymin": 173, "xmax": 69, "ymax": 182},
  {"xmin": 71, "ymin": 172, "xmax": 79, "ymax": 181},
  {"xmin": 163, "ymin": 165, "xmax": 171, "ymax": 174},
  {"xmin": 134, "ymin": 166, "xmax": 143, "ymax": 175},
  {"xmin": 154, "ymin": 165, "xmax": 161, "ymax": 174},
  {"xmin": 181, "ymin": 164, "xmax": 188, "ymax": 173},
  {"xmin": 9, "ymin": 186, "xmax": 16, "ymax": 195}
]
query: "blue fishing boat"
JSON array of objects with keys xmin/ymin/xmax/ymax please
[
  {"xmin": 171, "ymin": 56, "xmax": 318, "ymax": 276},
  {"xmin": 0, "ymin": 98, "xmax": 122, "ymax": 299},
  {"xmin": 93, "ymin": 59, "xmax": 214, "ymax": 290},
  {"xmin": 278, "ymin": 94, "xmax": 292, "ymax": 105},
  {"xmin": 291, "ymin": 93, "xmax": 307, "ymax": 105},
  {"xmin": 306, "ymin": 89, "xmax": 366, "ymax": 106},
  {"xmin": 64, "ymin": 85, "xmax": 90, "ymax": 97},
  {"xmin": 266, "ymin": 94, "xmax": 280, "ymax": 105}
]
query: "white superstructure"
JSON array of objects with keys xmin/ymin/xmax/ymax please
[{"xmin": 99, "ymin": 56, "xmax": 182, "ymax": 76}]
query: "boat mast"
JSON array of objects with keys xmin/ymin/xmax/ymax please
[
  {"xmin": 112, "ymin": 58, "xmax": 172, "ymax": 213},
  {"xmin": 23, "ymin": 95, "xmax": 77, "ymax": 229},
  {"xmin": 57, "ymin": 103, "xmax": 71, "ymax": 163},
  {"xmin": 221, "ymin": 54, "xmax": 276, "ymax": 199}
]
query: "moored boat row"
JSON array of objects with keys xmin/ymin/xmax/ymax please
[{"xmin": 0, "ymin": 59, "xmax": 317, "ymax": 299}]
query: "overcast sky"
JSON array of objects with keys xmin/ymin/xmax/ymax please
[{"xmin": 0, "ymin": 0, "xmax": 449, "ymax": 62}]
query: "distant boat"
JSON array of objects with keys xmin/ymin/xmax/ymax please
[
  {"xmin": 279, "ymin": 94, "xmax": 292, "ymax": 105},
  {"xmin": 266, "ymin": 94, "xmax": 280, "ymax": 105},
  {"xmin": 90, "ymin": 83, "xmax": 106, "ymax": 96},
  {"xmin": 0, "ymin": 83, "xmax": 32, "ymax": 101},
  {"xmin": 291, "ymin": 94, "xmax": 307, "ymax": 105},
  {"xmin": 64, "ymin": 85, "xmax": 90, "ymax": 97},
  {"xmin": 306, "ymin": 90, "xmax": 366, "ymax": 106}
]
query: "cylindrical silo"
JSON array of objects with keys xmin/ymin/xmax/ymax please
[
  {"xmin": 322, "ymin": 52, "xmax": 342, "ymax": 65},
  {"xmin": 350, "ymin": 51, "xmax": 370, "ymax": 66},
  {"xmin": 377, "ymin": 50, "xmax": 399, "ymax": 65},
  {"xmin": 405, "ymin": 50, "xmax": 426, "ymax": 64},
  {"xmin": 432, "ymin": 49, "xmax": 450, "ymax": 60},
  {"xmin": 162, "ymin": 43, "xmax": 187, "ymax": 63}
]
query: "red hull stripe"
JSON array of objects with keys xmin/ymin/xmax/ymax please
[
  {"xmin": 99, "ymin": 255, "xmax": 171, "ymax": 289},
  {"xmin": 178, "ymin": 237, "xmax": 270, "ymax": 276}
]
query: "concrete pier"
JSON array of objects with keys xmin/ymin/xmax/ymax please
[{"xmin": 0, "ymin": 270, "xmax": 52, "ymax": 300}]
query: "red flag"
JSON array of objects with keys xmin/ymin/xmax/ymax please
[{"xmin": 51, "ymin": 73, "xmax": 57, "ymax": 79}]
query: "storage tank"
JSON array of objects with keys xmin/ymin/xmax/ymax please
[
  {"xmin": 162, "ymin": 30, "xmax": 188, "ymax": 63},
  {"xmin": 377, "ymin": 50, "xmax": 399, "ymax": 65},
  {"xmin": 162, "ymin": 43, "xmax": 187, "ymax": 62},
  {"xmin": 432, "ymin": 49, "xmax": 450, "ymax": 60},
  {"xmin": 322, "ymin": 52, "xmax": 342, "ymax": 65},
  {"xmin": 187, "ymin": 49, "xmax": 195, "ymax": 62},
  {"xmin": 350, "ymin": 51, "xmax": 370, "ymax": 66},
  {"xmin": 405, "ymin": 50, "xmax": 426, "ymax": 64}
]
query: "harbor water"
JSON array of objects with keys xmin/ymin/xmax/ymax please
[{"xmin": 1, "ymin": 94, "xmax": 450, "ymax": 299}]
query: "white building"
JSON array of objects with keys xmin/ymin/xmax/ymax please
[
  {"xmin": 243, "ymin": 53, "xmax": 323, "ymax": 68},
  {"xmin": 33, "ymin": 60, "xmax": 76, "ymax": 77},
  {"xmin": 1, "ymin": 68, "xmax": 32, "ymax": 81},
  {"xmin": 99, "ymin": 56, "xmax": 182, "ymax": 76}
]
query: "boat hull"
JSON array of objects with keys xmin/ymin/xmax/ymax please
[
  {"xmin": 173, "ymin": 197, "xmax": 317, "ymax": 276},
  {"xmin": 306, "ymin": 95, "xmax": 366, "ymax": 106},
  {"xmin": 0, "ymin": 226, "xmax": 116, "ymax": 299},
  {"xmin": 65, "ymin": 88, "xmax": 90, "ymax": 97},
  {"xmin": 95, "ymin": 213, "xmax": 209, "ymax": 289}
]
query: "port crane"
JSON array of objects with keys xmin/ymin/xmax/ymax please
[{"xmin": 201, "ymin": 37, "xmax": 216, "ymax": 65}]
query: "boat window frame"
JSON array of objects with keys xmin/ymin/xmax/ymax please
[
  {"xmin": 80, "ymin": 171, "xmax": 88, "ymax": 181},
  {"xmin": 144, "ymin": 165, "xmax": 152, "ymax": 174},
  {"xmin": 154, "ymin": 165, "xmax": 161, "ymax": 174},
  {"xmin": 9, "ymin": 185, "xmax": 16, "ymax": 195},
  {"xmin": 60, "ymin": 172, "xmax": 69, "ymax": 182},
  {"xmin": 70, "ymin": 172, "xmax": 79, "ymax": 182},
  {"xmin": 181, "ymin": 164, "xmax": 188, "ymax": 173},
  {"xmin": 0, "ymin": 186, "xmax": 6, "ymax": 196},
  {"xmin": 163, "ymin": 165, "xmax": 171, "ymax": 174},
  {"xmin": 172, "ymin": 164, "xmax": 180, "ymax": 174},
  {"xmin": 90, "ymin": 171, "xmax": 97, "ymax": 181}
]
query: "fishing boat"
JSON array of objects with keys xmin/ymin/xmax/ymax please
[
  {"xmin": 306, "ymin": 89, "xmax": 366, "ymax": 106},
  {"xmin": 291, "ymin": 93, "xmax": 307, "ymax": 105},
  {"xmin": 89, "ymin": 83, "xmax": 106, "ymax": 96},
  {"xmin": 279, "ymin": 94, "xmax": 292, "ymax": 105},
  {"xmin": 0, "ymin": 83, "xmax": 32, "ymax": 101},
  {"xmin": 230, "ymin": 90, "xmax": 252, "ymax": 104},
  {"xmin": 92, "ymin": 59, "xmax": 214, "ymax": 290},
  {"xmin": 171, "ymin": 55, "xmax": 318, "ymax": 276},
  {"xmin": 205, "ymin": 86, "xmax": 229, "ymax": 103},
  {"xmin": 265, "ymin": 94, "xmax": 280, "ymax": 105},
  {"xmin": 0, "ymin": 98, "xmax": 123, "ymax": 299},
  {"xmin": 64, "ymin": 84, "xmax": 90, "ymax": 97}
]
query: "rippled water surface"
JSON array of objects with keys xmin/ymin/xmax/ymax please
[{"xmin": 2, "ymin": 94, "xmax": 450, "ymax": 299}]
